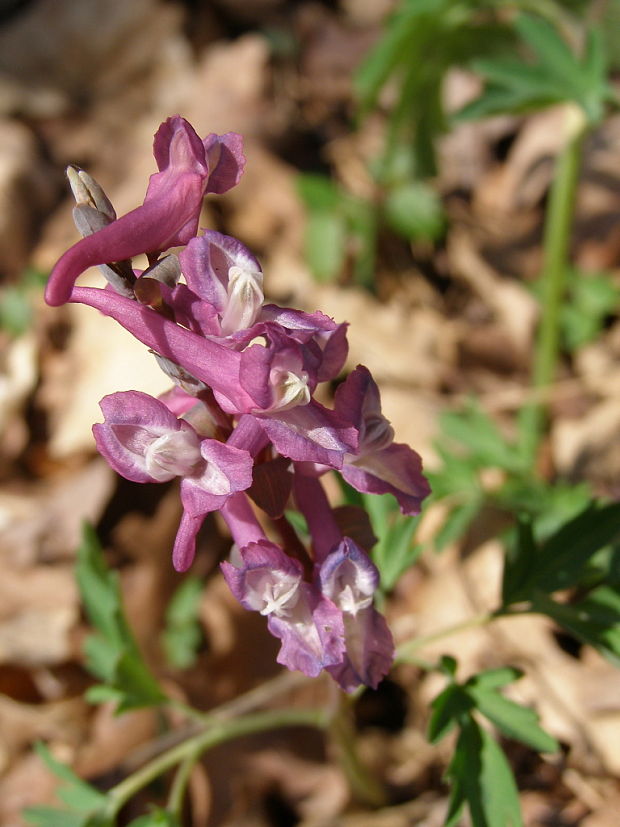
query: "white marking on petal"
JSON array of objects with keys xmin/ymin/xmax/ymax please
[
  {"xmin": 220, "ymin": 264, "xmax": 264, "ymax": 334},
  {"xmin": 144, "ymin": 430, "xmax": 201, "ymax": 481},
  {"xmin": 271, "ymin": 369, "xmax": 311, "ymax": 411},
  {"xmin": 244, "ymin": 569, "xmax": 301, "ymax": 617}
]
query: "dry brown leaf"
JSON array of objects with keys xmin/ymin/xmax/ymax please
[
  {"xmin": 0, "ymin": 459, "xmax": 114, "ymax": 565},
  {"xmin": 40, "ymin": 281, "xmax": 172, "ymax": 459},
  {"xmin": 0, "ymin": 564, "xmax": 78, "ymax": 666}
]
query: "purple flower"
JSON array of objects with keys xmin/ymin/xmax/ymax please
[
  {"xmin": 45, "ymin": 117, "xmax": 245, "ymax": 306},
  {"xmin": 335, "ymin": 366, "xmax": 430, "ymax": 514},
  {"xmin": 93, "ymin": 390, "xmax": 253, "ymax": 570},
  {"xmin": 180, "ymin": 232, "xmax": 347, "ymax": 381},
  {"xmin": 319, "ymin": 538, "xmax": 394, "ymax": 691},
  {"xmin": 221, "ymin": 541, "xmax": 345, "ymax": 677},
  {"xmin": 180, "ymin": 231, "xmax": 264, "ymax": 335}
]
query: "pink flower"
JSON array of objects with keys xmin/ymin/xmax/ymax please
[
  {"xmin": 45, "ymin": 117, "xmax": 245, "ymax": 306},
  {"xmin": 319, "ymin": 538, "xmax": 394, "ymax": 691},
  {"xmin": 335, "ymin": 366, "xmax": 431, "ymax": 514},
  {"xmin": 221, "ymin": 540, "xmax": 346, "ymax": 677},
  {"xmin": 93, "ymin": 390, "xmax": 253, "ymax": 570}
]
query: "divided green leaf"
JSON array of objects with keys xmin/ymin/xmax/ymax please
[
  {"xmin": 76, "ymin": 524, "xmax": 167, "ymax": 713},
  {"xmin": 23, "ymin": 743, "xmax": 110, "ymax": 827},
  {"xmin": 457, "ymin": 14, "xmax": 610, "ymax": 124},
  {"xmin": 162, "ymin": 576, "xmax": 204, "ymax": 670},
  {"xmin": 361, "ymin": 493, "xmax": 424, "ymax": 591},
  {"xmin": 534, "ymin": 587, "xmax": 620, "ymax": 667},
  {"xmin": 445, "ymin": 718, "xmax": 524, "ymax": 827},
  {"xmin": 504, "ymin": 502, "xmax": 620, "ymax": 601}
]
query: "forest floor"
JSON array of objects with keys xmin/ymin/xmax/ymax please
[{"xmin": 1, "ymin": 1, "xmax": 620, "ymax": 825}]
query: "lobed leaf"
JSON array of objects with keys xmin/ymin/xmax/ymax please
[{"xmin": 76, "ymin": 524, "xmax": 167, "ymax": 712}]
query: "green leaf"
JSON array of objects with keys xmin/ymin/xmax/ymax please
[
  {"xmin": 560, "ymin": 269, "xmax": 619, "ymax": 352},
  {"xmin": 525, "ymin": 502, "xmax": 620, "ymax": 595},
  {"xmin": 457, "ymin": 14, "xmax": 609, "ymax": 124},
  {"xmin": 433, "ymin": 499, "xmax": 482, "ymax": 551},
  {"xmin": 34, "ymin": 743, "xmax": 107, "ymax": 812},
  {"xmin": 303, "ymin": 211, "xmax": 347, "ymax": 284},
  {"xmin": 127, "ymin": 808, "xmax": 181, "ymax": 826},
  {"xmin": 0, "ymin": 268, "xmax": 47, "ymax": 337},
  {"xmin": 535, "ymin": 587, "xmax": 620, "ymax": 667},
  {"xmin": 297, "ymin": 174, "xmax": 342, "ymax": 210},
  {"xmin": 354, "ymin": 0, "xmax": 450, "ymax": 113},
  {"xmin": 383, "ymin": 181, "xmax": 445, "ymax": 242},
  {"xmin": 162, "ymin": 576, "xmax": 204, "ymax": 669},
  {"xmin": 502, "ymin": 516, "xmax": 538, "ymax": 606},
  {"xmin": 284, "ymin": 508, "xmax": 310, "ymax": 540},
  {"xmin": 344, "ymin": 197, "xmax": 378, "ymax": 289},
  {"xmin": 0, "ymin": 285, "xmax": 33, "ymax": 336},
  {"xmin": 23, "ymin": 744, "xmax": 111, "ymax": 827},
  {"xmin": 466, "ymin": 672, "xmax": 558, "ymax": 753},
  {"xmin": 23, "ymin": 808, "xmax": 93, "ymax": 827},
  {"xmin": 445, "ymin": 718, "xmax": 524, "ymax": 827},
  {"xmin": 76, "ymin": 524, "xmax": 167, "ymax": 712},
  {"xmin": 362, "ymin": 493, "xmax": 423, "ymax": 591},
  {"xmin": 439, "ymin": 405, "xmax": 525, "ymax": 473},
  {"xmin": 375, "ymin": 514, "xmax": 423, "ymax": 592},
  {"xmin": 466, "ymin": 666, "xmax": 522, "ymax": 692},
  {"xmin": 428, "ymin": 684, "xmax": 472, "ymax": 744}
]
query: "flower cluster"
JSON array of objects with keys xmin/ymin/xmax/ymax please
[{"xmin": 46, "ymin": 116, "xmax": 430, "ymax": 691}]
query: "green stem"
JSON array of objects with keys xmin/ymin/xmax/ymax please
[
  {"xmin": 167, "ymin": 747, "xmax": 200, "ymax": 819},
  {"xmin": 104, "ymin": 708, "xmax": 327, "ymax": 820},
  {"xmin": 394, "ymin": 610, "xmax": 501, "ymax": 663},
  {"xmin": 330, "ymin": 698, "xmax": 387, "ymax": 808},
  {"xmin": 519, "ymin": 105, "xmax": 589, "ymax": 471}
]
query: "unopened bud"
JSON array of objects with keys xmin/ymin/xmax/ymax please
[
  {"xmin": 73, "ymin": 204, "xmax": 110, "ymax": 237},
  {"xmin": 153, "ymin": 354, "xmax": 208, "ymax": 396},
  {"xmin": 142, "ymin": 254, "xmax": 181, "ymax": 287},
  {"xmin": 66, "ymin": 165, "xmax": 116, "ymax": 220},
  {"xmin": 100, "ymin": 261, "xmax": 136, "ymax": 299}
]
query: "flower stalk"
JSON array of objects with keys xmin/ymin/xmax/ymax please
[{"xmin": 519, "ymin": 105, "xmax": 589, "ymax": 471}]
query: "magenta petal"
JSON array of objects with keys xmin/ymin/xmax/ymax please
[
  {"xmin": 260, "ymin": 305, "xmax": 349, "ymax": 382},
  {"xmin": 68, "ymin": 287, "xmax": 256, "ymax": 413},
  {"xmin": 254, "ymin": 400, "xmax": 358, "ymax": 467},
  {"xmin": 180, "ymin": 439, "xmax": 253, "ymax": 516},
  {"xmin": 220, "ymin": 493, "xmax": 268, "ymax": 549},
  {"xmin": 220, "ymin": 540, "xmax": 303, "ymax": 610},
  {"xmin": 226, "ymin": 415, "xmax": 270, "ymax": 457},
  {"xmin": 343, "ymin": 443, "xmax": 430, "ymax": 516},
  {"xmin": 327, "ymin": 607, "xmax": 394, "ymax": 692},
  {"xmin": 318, "ymin": 537, "xmax": 379, "ymax": 604},
  {"xmin": 46, "ymin": 174, "xmax": 206, "ymax": 307},
  {"xmin": 268, "ymin": 585, "xmax": 345, "ymax": 677},
  {"xmin": 335, "ymin": 365, "xmax": 430, "ymax": 514},
  {"xmin": 203, "ymin": 132, "xmax": 246, "ymax": 194},
  {"xmin": 163, "ymin": 283, "xmax": 221, "ymax": 336},
  {"xmin": 93, "ymin": 391, "xmax": 187, "ymax": 483},
  {"xmin": 152, "ymin": 116, "xmax": 207, "ymax": 174},
  {"xmin": 46, "ymin": 116, "xmax": 211, "ymax": 307},
  {"xmin": 158, "ymin": 387, "xmax": 198, "ymax": 417},
  {"xmin": 172, "ymin": 510, "xmax": 205, "ymax": 572},
  {"xmin": 180, "ymin": 231, "xmax": 260, "ymax": 311}
]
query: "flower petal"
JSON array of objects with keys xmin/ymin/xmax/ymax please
[
  {"xmin": 268, "ymin": 585, "xmax": 345, "ymax": 677},
  {"xmin": 327, "ymin": 607, "xmax": 394, "ymax": 692},
  {"xmin": 180, "ymin": 439, "xmax": 253, "ymax": 515},
  {"xmin": 254, "ymin": 400, "xmax": 358, "ymax": 467},
  {"xmin": 203, "ymin": 132, "xmax": 246, "ymax": 194},
  {"xmin": 93, "ymin": 390, "xmax": 193, "ymax": 483}
]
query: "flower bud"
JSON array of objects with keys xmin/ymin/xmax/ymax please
[
  {"xmin": 66, "ymin": 165, "xmax": 116, "ymax": 220},
  {"xmin": 142, "ymin": 254, "xmax": 181, "ymax": 287}
]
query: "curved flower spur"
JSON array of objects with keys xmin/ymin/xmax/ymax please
[{"xmin": 47, "ymin": 115, "xmax": 430, "ymax": 691}]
